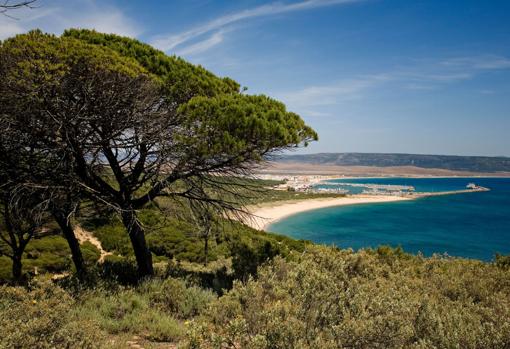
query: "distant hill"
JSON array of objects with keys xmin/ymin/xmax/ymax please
[{"xmin": 276, "ymin": 153, "xmax": 510, "ymax": 173}]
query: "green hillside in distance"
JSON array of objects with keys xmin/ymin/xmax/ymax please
[{"xmin": 277, "ymin": 152, "xmax": 510, "ymax": 173}]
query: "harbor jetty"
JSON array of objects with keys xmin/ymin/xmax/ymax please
[{"xmin": 408, "ymin": 185, "xmax": 490, "ymax": 198}]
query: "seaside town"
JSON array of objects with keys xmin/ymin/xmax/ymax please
[{"xmin": 255, "ymin": 174, "xmax": 490, "ymax": 197}]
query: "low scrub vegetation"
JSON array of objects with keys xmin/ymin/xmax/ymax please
[
  {"xmin": 184, "ymin": 246, "xmax": 510, "ymax": 349},
  {"xmin": 1, "ymin": 246, "xmax": 509, "ymax": 348}
]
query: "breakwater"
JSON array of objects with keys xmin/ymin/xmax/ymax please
[{"xmin": 408, "ymin": 186, "xmax": 490, "ymax": 198}]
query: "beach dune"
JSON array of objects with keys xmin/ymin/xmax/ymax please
[{"xmin": 246, "ymin": 195, "xmax": 410, "ymax": 230}]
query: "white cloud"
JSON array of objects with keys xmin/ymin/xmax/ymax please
[
  {"xmin": 277, "ymin": 53, "xmax": 510, "ymax": 114},
  {"xmin": 150, "ymin": 0, "xmax": 363, "ymax": 53},
  {"xmin": 0, "ymin": 20, "xmax": 24, "ymax": 39},
  {"xmin": 175, "ymin": 30, "xmax": 225, "ymax": 56},
  {"xmin": 404, "ymin": 72, "xmax": 473, "ymax": 83},
  {"xmin": 441, "ymin": 55, "xmax": 510, "ymax": 70},
  {"xmin": 278, "ymin": 74, "xmax": 391, "ymax": 109},
  {"xmin": 0, "ymin": 0, "xmax": 141, "ymax": 40}
]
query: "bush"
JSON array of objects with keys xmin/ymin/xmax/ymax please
[
  {"xmin": 231, "ymin": 240, "xmax": 281, "ymax": 282},
  {"xmin": 78, "ymin": 288, "xmax": 183, "ymax": 342},
  {"xmin": 77, "ymin": 277, "xmax": 215, "ymax": 343},
  {"xmin": 0, "ymin": 235, "xmax": 74, "ymax": 280},
  {"xmin": 0, "ymin": 256, "xmax": 12, "ymax": 281},
  {"xmin": 495, "ymin": 253, "xmax": 510, "ymax": 270},
  {"xmin": 100, "ymin": 255, "xmax": 139, "ymax": 285},
  {"xmin": 81, "ymin": 241, "xmax": 101, "ymax": 265},
  {"xmin": 141, "ymin": 278, "xmax": 216, "ymax": 319},
  {"xmin": 183, "ymin": 246, "xmax": 510, "ymax": 349},
  {"xmin": 0, "ymin": 280, "xmax": 104, "ymax": 348},
  {"xmin": 146, "ymin": 219, "xmax": 202, "ymax": 261},
  {"xmin": 165, "ymin": 258, "xmax": 233, "ymax": 295},
  {"xmin": 84, "ymin": 205, "xmax": 307, "ymax": 267},
  {"xmin": 92, "ymin": 222, "xmax": 132, "ymax": 256}
]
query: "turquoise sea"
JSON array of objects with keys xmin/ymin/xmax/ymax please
[{"xmin": 268, "ymin": 177, "xmax": 510, "ymax": 261}]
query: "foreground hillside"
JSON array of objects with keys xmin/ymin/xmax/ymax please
[
  {"xmin": 1, "ymin": 245, "xmax": 509, "ymax": 348},
  {"xmin": 1, "ymin": 180, "xmax": 509, "ymax": 348}
]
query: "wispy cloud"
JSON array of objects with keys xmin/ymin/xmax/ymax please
[
  {"xmin": 395, "ymin": 55, "xmax": 510, "ymax": 87},
  {"xmin": 440, "ymin": 55, "xmax": 510, "ymax": 70},
  {"xmin": 0, "ymin": 19, "xmax": 24, "ymax": 39},
  {"xmin": 150, "ymin": 0, "xmax": 363, "ymax": 53},
  {"xmin": 0, "ymin": 0, "xmax": 141, "ymax": 40},
  {"xmin": 277, "ymin": 74, "xmax": 391, "ymax": 109},
  {"xmin": 174, "ymin": 30, "xmax": 226, "ymax": 56},
  {"xmin": 277, "ymin": 54, "xmax": 510, "ymax": 114}
]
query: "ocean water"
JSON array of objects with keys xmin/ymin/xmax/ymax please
[{"xmin": 268, "ymin": 177, "xmax": 510, "ymax": 261}]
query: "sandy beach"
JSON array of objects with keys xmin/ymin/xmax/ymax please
[{"xmin": 245, "ymin": 195, "xmax": 411, "ymax": 230}]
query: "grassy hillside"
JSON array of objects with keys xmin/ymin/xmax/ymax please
[
  {"xmin": 1, "ymin": 246, "xmax": 509, "ymax": 348},
  {"xmin": 1, "ymin": 181, "xmax": 509, "ymax": 348}
]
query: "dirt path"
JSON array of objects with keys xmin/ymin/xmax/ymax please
[{"xmin": 74, "ymin": 225, "xmax": 112, "ymax": 262}]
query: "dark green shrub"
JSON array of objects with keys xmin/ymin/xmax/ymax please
[
  {"xmin": 23, "ymin": 235, "xmax": 72, "ymax": 274},
  {"xmin": 81, "ymin": 241, "xmax": 101, "ymax": 265},
  {"xmin": 165, "ymin": 259, "xmax": 233, "ymax": 295},
  {"xmin": 0, "ymin": 256, "xmax": 12, "ymax": 282},
  {"xmin": 92, "ymin": 223, "xmax": 132, "ymax": 255},
  {"xmin": 231, "ymin": 240, "xmax": 280, "ymax": 282},
  {"xmin": 100, "ymin": 256, "xmax": 139, "ymax": 285}
]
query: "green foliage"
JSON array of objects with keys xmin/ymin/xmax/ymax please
[
  {"xmin": 231, "ymin": 240, "xmax": 280, "ymax": 282},
  {"xmin": 79, "ymin": 288, "xmax": 182, "ymax": 342},
  {"xmin": 77, "ymin": 277, "xmax": 214, "ymax": 343},
  {"xmin": 85, "ymin": 203, "xmax": 307, "ymax": 267},
  {"xmin": 495, "ymin": 253, "xmax": 510, "ymax": 270},
  {"xmin": 81, "ymin": 241, "xmax": 101, "ymax": 265},
  {"xmin": 1, "ymin": 30, "xmax": 150, "ymax": 90},
  {"xmin": 0, "ymin": 234, "xmax": 103, "ymax": 281},
  {"xmin": 0, "ymin": 256, "xmax": 11, "ymax": 281},
  {"xmin": 23, "ymin": 235, "xmax": 72, "ymax": 274},
  {"xmin": 100, "ymin": 256, "xmax": 140, "ymax": 285},
  {"xmin": 92, "ymin": 221, "xmax": 132, "ymax": 255},
  {"xmin": 146, "ymin": 218, "xmax": 202, "ymax": 261},
  {"xmin": 178, "ymin": 94, "xmax": 318, "ymax": 163},
  {"xmin": 165, "ymin": 258, "xmax": 233, "ymax": 295},
  {"xmin": 62, "ymin": 29, "xmax": 240, "ymax": 101},
  {"xmin": 0, "ymin": 279, "xmax": 104, "ymax": 348},
  {"xmin": 184, "ymin": 246, "xmax": 510, "ymax": 349},
  {"xmin": 140, "ymin": 278, "xmax": 216, "ymax": 319}
]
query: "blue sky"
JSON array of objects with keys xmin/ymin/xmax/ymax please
[{"xmin": 2, "ymin": 0, "xmax": 510, "ymax": 156}]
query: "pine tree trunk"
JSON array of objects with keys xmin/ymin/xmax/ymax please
[
  {"xmin": 12, "ymin": 253, "xmax": 22, "ymax": 281},
  {"xmin": 53, "ymin": 210, "xmax": 86, "ymax": 277},
  {"xmin": 121, "ymin": 208, "xmax": 154, "ymax": 278},
  {"xmin": 204, "ymin": 232, "xmax": 209, "ymax": 266}
]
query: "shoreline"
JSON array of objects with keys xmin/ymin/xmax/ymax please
[
  {"xmin": 246, "ymin": 175, "xmax": 494, "ymax": 231},
  {"xmin": 245, "ymin": 195, "xmax": 411, "ymax": 231}
]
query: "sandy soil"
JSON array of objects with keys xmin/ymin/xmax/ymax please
[
  {"xmin": 75, "ymin": 225, "xmax": 112, "ymax": 262},
  {"xmin": 245, "ymin": 195, "xmax": 410, "ymax": 230}
]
